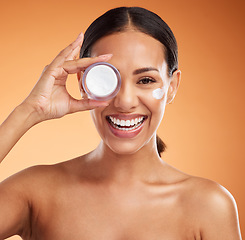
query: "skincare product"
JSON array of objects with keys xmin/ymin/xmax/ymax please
[
  {"xmin": 81, "ymin": 62, "xmax": 121, "ymax": 101},
  {"xmin": 152, "ymin": 87, "xmax": 165, "ymax": 100}
]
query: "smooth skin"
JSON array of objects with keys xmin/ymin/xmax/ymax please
[{"xmin": 0, "ymin": 30, "xmax": 242, "ymax": 240}]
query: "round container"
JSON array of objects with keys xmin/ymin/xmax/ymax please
[{"xmin": 81, "ymin": 62, "xmax": 121, "ymax": 101}]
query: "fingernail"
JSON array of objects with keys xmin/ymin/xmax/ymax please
[
  {"xmin": 98, "ymin": 54, "xmax": 113, "ymax": 59},
  {"xmin": 76, "ymin": 32, "xmax": 83, "ymax": 41}
]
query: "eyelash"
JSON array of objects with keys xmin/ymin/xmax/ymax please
[{"xmin": 137, "ymin": 77, "xmax": 156, "ymax": 85}]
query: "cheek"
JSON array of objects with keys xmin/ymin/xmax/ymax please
[
  {"xmin": 139, "ymin": 89, "xmax": 167, "ymax": 116},
  {"xmin": 152, "ymin": 86, "xmax": 168, "ymax": 100}
]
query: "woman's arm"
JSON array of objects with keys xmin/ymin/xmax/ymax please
[
  {"xmin": 0, "ymin": 33, "xmax": 111, "ymax": 238},
  {"xmin": 0, "ymin": 103, "xmax": 37, "ymax": 162},
  {"xmin": 0, "ymin": 32, "xmax": 111, "ymax": 164}
]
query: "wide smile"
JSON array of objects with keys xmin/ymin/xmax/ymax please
[{"xmin": 106, "ymin": 114, "xmax": 148, "ymax": 138}]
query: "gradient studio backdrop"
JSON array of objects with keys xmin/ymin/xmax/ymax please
[{"xmin": 0, "ymin": 0, "xmax": 244, "ymax": 239}]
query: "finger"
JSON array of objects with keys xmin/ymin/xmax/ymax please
[
  {"xmin": 69, "ymin": 98, "xmax": 109, "ymax": 113},
  {"xmin": 62, "ymin": 54, "xmax": 113, "ymax": 74},
  {"xmin": 50, "ymin": 32, "xmax": 84, "ymax": 67},
  {"xmin": 78, "ymin": 73, "xmax": 88, "ymax": 99},
  {"xmin": 67, "ymin": 43, "xmax": 82, "ymax": 61},
  {"xmin": 60, "ymin": 32, "xmax": 84, "ymax": 58},
  {"xmin": 80, "ymin": 85, "xmax": 88, "ymax": 100}
]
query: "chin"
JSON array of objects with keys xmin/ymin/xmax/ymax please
[
  {"xmin": 102, "ymin": 132, "xmax": 156, "ymax": 156},
  {"xmin": 104, "ymin": 139, "xmax": 147, "ymax": 156}
]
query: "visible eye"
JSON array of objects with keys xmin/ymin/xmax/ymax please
[{"xmin": 137, "ymin": 77, "xmax": 156, "ymax": 85}]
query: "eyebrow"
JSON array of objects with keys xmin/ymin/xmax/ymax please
[{"xmin": 133, "ymin": 67, "xmax": 159, "ymax": 75}]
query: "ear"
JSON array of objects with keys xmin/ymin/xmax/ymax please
[{"xmin": 166, "ymin": 70, "xmax": 181, "ymax": 104}]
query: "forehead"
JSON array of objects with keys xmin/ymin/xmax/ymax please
[{"xmin": 90, "ymin": 31, "xmax": 166, "ymax": 69}]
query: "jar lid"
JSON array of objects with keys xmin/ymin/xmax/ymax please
[{"xmin": 81, "ymin": 62, "xmax": 121, "ymax": 101}]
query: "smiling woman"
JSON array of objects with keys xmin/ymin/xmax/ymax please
[
  {"xmin": 85, "ymin": 30, "xmax": 175, "ymax": 155},
  {"xmin": 0, "ymin": 6, "xmax": 242, "ymax": 240},
  {"xmin": 80, "ymin": 7, "xmax": 179, "ymax": 156}
]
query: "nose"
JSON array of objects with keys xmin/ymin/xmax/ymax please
[{"xmin": 113, "ymin": 80, "xmax": 139, "ymax": 112}]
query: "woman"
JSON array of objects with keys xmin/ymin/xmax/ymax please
[{"xmin": 0, "ymin": 7, "xmax": 242, "ymax": 240}]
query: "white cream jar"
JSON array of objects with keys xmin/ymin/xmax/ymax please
[{"xmin": 81, "ymin": 62, "xmax": 121, "ymax": 101}]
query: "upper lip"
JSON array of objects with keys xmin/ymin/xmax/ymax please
[{"xmin": 106, "ymin": 114, "xmax": 147, "ymax": 120}]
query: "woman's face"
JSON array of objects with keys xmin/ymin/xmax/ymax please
[{"xmin": 88, "ymin": 30, "xmax": 180, "ymax": 155}]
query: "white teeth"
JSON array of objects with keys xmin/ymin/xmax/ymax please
[
  {"xmin": 121, "ymin": 120, "xmax": 126, "ymax": 126},
  {"xmin": 113, "ymin": 125, "xmax": 139, "ymax": 131},
  {"xmin": 108, "ymin": 116, "xmax": 145, "ymax": 129},
  {"xmin": 126, "ymin": 120, "xmax": 131, "ymax": 126}
]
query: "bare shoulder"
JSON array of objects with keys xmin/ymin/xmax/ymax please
[
  {"xmin": 0, "ymin": 158, "xmax": 79, "ymax": 192},
  {"xmin": 163, "ymin": 166, "xmax": 239, "ymax": 215},
  {"xmin": 0, "ymin": 154, "xmax": 89, "ymax": 192},
  {"xmin": 0, "ymin": 159, "xmax": 83, "ymax": 239},
  {"xmin": 185, "ymin": 176, "xmax": 238, "ymax": 212},
  {"xmin": 183, "ymin": 176, "xmax": 242, "ymax": 239}
]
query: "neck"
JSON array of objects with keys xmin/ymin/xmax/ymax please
[{"xmin": 88, "ymin": 137, "xmax": 166, "ymax": 184}]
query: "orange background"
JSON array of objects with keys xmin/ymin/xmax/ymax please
[{"xmin": 0, "ymin": 0, "xmax": 244, "ymax": 238}]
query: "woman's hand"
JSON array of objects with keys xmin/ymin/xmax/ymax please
[
  {"xmin": 22, "ymin": 32, "xmax": 111, "ymax": 123},
  {"xmin": 0, "ymin": 33, "xmax": 112, "ymax": 163}
]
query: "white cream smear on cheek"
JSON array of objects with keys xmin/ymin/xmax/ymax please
[{"xmin": 152, "ymin": 87, "xmax": 165, "ymax": 100}]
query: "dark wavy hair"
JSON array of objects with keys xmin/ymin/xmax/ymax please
[{"xmin": 80, "ymin": 7, "xmax": 179, "ymax": 156}]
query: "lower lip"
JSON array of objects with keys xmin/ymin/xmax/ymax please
[{"xmin": 107, "ymin": 120, "xmax": 145, "ymax": 138}]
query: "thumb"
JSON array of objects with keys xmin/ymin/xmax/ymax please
[{"xmin": 69, "ymin": 98, "xmax": 109, "ymax": 113}]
